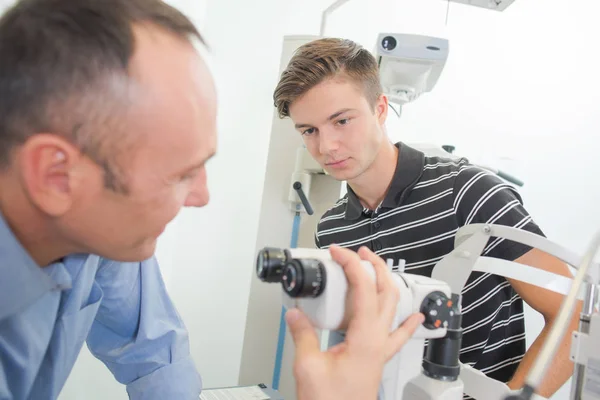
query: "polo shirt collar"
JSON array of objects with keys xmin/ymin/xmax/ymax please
[
  {"xmin": 0, "ymin": 210, "xmax": 70, "ymax": 320},
  {"xmin": 345, "ymin": 142, "xmax": 425, "ymax": 220}
]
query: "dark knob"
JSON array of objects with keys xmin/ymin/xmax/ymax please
[{"xmin": 420, "ymin": 291, "xmax": 453, "ymax": 330}]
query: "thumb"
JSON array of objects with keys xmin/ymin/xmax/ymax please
[{"xmin": 286, "ymin": 308, "xmax": 320, "ymax": 359}]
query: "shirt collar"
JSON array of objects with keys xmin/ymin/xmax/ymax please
[
  {"xmin": 0, "ymin": 211, "xmax": 71, "ymax": 320},
  {"xmin": 345, "ymin": 142, "xmax": 425, "ymax": 220}
]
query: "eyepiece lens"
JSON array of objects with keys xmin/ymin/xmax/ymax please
[
  {"xmin": 282, "ymin": 259, "xmax": 326, "ymax": 298},
  {"xmin": 256, "ymin": 248, "xmax": 288, "ymax": 283}
]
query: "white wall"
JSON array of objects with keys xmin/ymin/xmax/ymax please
[{"xmin": 163, "ymin": 0, "xmax": 290, "ymax": 391}]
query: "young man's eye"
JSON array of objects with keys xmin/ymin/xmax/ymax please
[
  {"xmin": 337, "ymin": 118, "xmax": 350, "ymax": 126},
  {"xmin": 302, "ymin": 128, "xmax": 315, "ymax": 135}
]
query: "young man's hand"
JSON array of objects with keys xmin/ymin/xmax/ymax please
[{"xmin": 286, "ymin": 245, "xmax": 425, "ymax": 400}]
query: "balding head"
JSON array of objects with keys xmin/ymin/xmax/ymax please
[
  {"xmin": 0, "ymin": 0, "xmax": 218, "ymax": 263},
  {"xmin": 0, "ymin": 0, "xmax": 205, "ymax": 192}
]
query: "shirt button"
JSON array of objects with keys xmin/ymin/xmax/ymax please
[
  {"xmin": 373, "ymin": 221, "xmax": 381, "ymax": 229},
  {"xmin": 374, "ymin": 241, "xmax": 382, "ymax": 251}
]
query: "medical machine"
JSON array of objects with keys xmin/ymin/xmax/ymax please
[
  {"xmin": 376, "ymin": 32, "xmax": 449, "ymax": 106},
  {"xmin": 256, "ymin": 246, "xmax": 460, "ymax": 399},
  {"xmin": 256, "ymin": 224, "xmax": 600, "ymax": 400}
]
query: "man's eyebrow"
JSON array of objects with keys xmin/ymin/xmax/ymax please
[{"xmin": 294, "ymin": 108, "xmax": 355, "ymax": 129}]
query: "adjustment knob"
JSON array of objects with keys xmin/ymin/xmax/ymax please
[{"xmin": 420, "ymin": 291, "xmax": 453, "ymax": 330}]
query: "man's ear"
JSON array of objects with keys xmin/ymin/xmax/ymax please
[
  {"xmin": 18, "ymin": 134, "xmax": 84, "ymax": 217},
  {"xmin": 375, "ymin": 93, "xmax": 389, "ymax": 125}
]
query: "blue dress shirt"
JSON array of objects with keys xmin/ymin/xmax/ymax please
[{"xmin": 0, "ymin": 212, "xmax": 202, "ymax": 400}]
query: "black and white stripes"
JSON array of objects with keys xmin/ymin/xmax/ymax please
[{"xmin": 314, "ymin": 143, "xmax": 545, "ymax": 394}]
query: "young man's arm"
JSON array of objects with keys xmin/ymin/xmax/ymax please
[
  {"xmin": 505, "ymin": 249, "xmax": 581, "ymax": 396},
  {"xmin": 453, "ymin": 165, "xmax": 578, "ymax": 397}
]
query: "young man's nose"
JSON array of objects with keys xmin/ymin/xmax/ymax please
[{"xmin": 319, "ymin": 129, "xmax": 341, "ymax": 155}]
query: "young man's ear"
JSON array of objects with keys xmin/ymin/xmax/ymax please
[
  {"xmin": 18, "ymin": 134, "xmax": 83, "ymax": 216},
  {"xmin": 376, "ymin": 93, "xmax": 389, "ymax": 125}
]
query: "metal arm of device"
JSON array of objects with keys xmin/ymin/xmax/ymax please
[
  {"xmin": 570, "ymin": 282, "xmax": 600, "ymax": 399},
  {"xmin": 433, "ymin": 224, "xmax": 599, "ymax": 294},
  {"xmin": 431, "ymin": 224, "xmax": 600, "ymax": 400},
  {"xmin": 288, "ymin": 147, "xmax": 323, "ymax": 215},
  {"xmin": 504, "ymin": 231, "xmax": 600, "ymax": 400},
  {"xmin": 319, "ymin": 0, "xmax": 352, "ymax": 36},
  {"xmin": 569, "ymin": 297, "xmax": 600, "ymax": 400},
  {"xmin": 292, "ymin": 182, "xmax": 313, "ymax": 215},
  {"xmin": 402, "ymin": 223, "xmax": 570, "ymax": 400}
]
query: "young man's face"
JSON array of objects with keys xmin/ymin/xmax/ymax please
[{"xmin": 289, "ymin": 77, "xmax": 388, "ymax": 182}]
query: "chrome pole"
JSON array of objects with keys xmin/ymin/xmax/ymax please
[{"xmin": 570, "ymin": 283, "xmax": 598, "ymax": 399}]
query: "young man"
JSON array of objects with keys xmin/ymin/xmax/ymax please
[
  {"xmin": 273, "ymin": 37, "xmax": 579, "ymax": 398},
  {"xmin": 0, "ymin": 2, "xmax": 424, "ymax": 399}
]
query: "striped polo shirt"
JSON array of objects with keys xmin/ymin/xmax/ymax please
[{"xmin": 314, "ymin": 142, "xmax": 544, "ymax": 394}]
